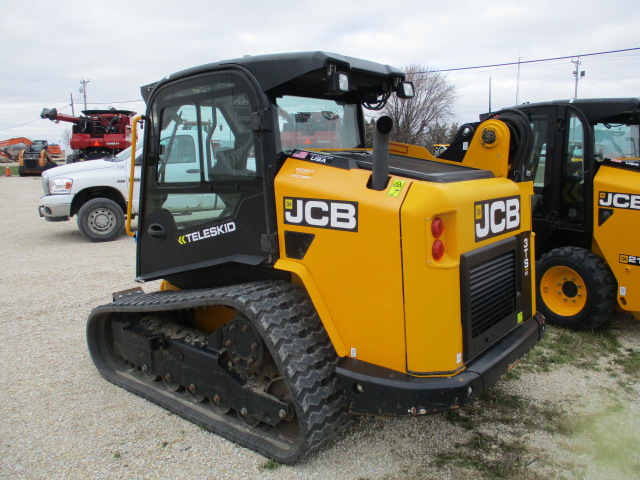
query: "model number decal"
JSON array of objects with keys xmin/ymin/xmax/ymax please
[
  {"xmin": 620, "ymin": 254, "xmax": 640, "ymax": 267},
  {"xmin": 284, "ymin": 197, "xmax": 358, "ymax": 231},
  {"xmin": 475, "ymin": 196, "xmax": 520, "ymax": 241},
  {"xmin": 598, "ymin": 191, "xmax": 640, "ymax": 210},
  {"xmin": 523, "ymin": 237, "xmax": 531, "ymax": 276}
]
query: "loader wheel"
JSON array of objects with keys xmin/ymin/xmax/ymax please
[
  {"xmin": 77, "ymin": 198, "xmax": 125, "ymax": 242},
  {"xmin": 537, "ymin": 247, "xmax": 616, "ymax": 329}
]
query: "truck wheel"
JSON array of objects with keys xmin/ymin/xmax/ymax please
[
  {"xmin": 77, "ymin": 198, "xmax": 125, "ymax": 242},
  {"xmin": 537, "ymin": 246, "xmax": 616, "ymax": 329}
]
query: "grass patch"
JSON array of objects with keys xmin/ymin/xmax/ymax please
[
  {"xmin": 507, "ymin": 325, "xmax": 621, "ymax": 377},
  {"xmin": 443, "ymin": 410, "xmax": 476, "ymax": 430},
  {"xmin": 463, "ymin": 389, "xmax": 569, "ymax": 435},
  {"xmin": 260, "ymin": 459, "xmax": 280, "ymax": 470},
  {"xmin": 438, "ymin": 388, "xmax": 571, "ymax": 478},
  {"xmin": 437, "ymin": 319, "xmax": 638, "ymax": 479},
  {"xmin": 614, "ymin": 348, "xmax": 640, "ymax": 377},
  {"xmin": 434, "ymin": 432, "xmax": 542, "ymax": 479}
]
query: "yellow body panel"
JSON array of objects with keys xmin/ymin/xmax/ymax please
[
  {"xmin": 593, "ymin": 165, "xmax": 640, "ymax": 314},
  {"xmin": 402, "ymin": 178, "xmax": 534, "ymax": 373},
  {"xmin": 274, "ymin": 147, "xmax": 536, "ymax": 375},
  {"xmin": 422, "ymin": 120, "xmax": 512, "ymax": 178},
  {"xmin": 274, "ymin": 160, "xmax": 410, "ymax": 372}
]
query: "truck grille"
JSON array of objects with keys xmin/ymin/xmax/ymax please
[{"xmin": 460, "ymin": 236, "xmax": 525, "ymax": 361}]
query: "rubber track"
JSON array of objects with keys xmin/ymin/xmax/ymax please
[{"xmin": 87, "ymin": 280, "xmax": 349, "ymax": 463}]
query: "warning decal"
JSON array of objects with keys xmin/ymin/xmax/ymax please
[{"xmin": 387, "ymin": 180, "xmax": 406, "ymax": 198}]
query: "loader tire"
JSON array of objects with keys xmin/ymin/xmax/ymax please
[
  {"xmin": 77, "ymin": 198, "xmax": 124, "ymax": 242},
  {"xmin": 537, "ymin": 246, "xmax": 616, "ymax": 329}
]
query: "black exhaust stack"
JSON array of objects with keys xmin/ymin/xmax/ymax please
[{"xmin": 370, "ymin": 116, "xmax": 393, "ymax": 191}]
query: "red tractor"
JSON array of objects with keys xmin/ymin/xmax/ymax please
[{"xmin": 41, "ymin": 107, "xmax": 135, "ymax": 163}]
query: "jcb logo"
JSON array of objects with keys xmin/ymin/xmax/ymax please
[
  {"xmin": 598, "ymin": 191, "xmax": 640, "ymax": 210},
  {"xmin": 620, "ymin": 254, "xmax": 640, "ymax": 267},
  {"xmin": 284, "ymin": 197, "xmax": 358, "ymax": 231},
  {"xmin": 475, "ymin": 196, "xmax": 520, "ymax": 241}
]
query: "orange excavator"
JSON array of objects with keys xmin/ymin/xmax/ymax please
[{"xmin": 0, "ymin": 137, "xmax": 32, "ymax": 162}]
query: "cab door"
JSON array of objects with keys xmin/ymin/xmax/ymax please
[
  {"xmin": 521, "ymin": 105, "xmax": 591, "ymax": 253},
  {"xmin": 136, "ymin": 70, "xmax": 271, "ymax": 283}
]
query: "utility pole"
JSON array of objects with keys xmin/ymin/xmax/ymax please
[
  {"xmin": 79, "ymin": 78, "xmax": 90, "ymax": 110},
  {"xmin": 70, "ymin": 93, "xmax": 75, "ymax": 116},
  {"xmin": 571, "ymin": 58, "xmax": 585, "ymax": 99}
]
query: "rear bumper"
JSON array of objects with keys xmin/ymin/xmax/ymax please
[{"xmin": 336, "ymin": 313, "xmax": 545, "ymax": 416}]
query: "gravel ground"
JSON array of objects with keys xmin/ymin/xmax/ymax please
[{"xmin": 1, "ymin": 175, "xmax": 639, "ymax": 480}]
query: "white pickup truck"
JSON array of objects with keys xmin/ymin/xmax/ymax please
[
  {"xmin": 38, "ymin": 131, "xmax": 237, "ymax": 241},
  {"xmin": 38, "ymin": 146, "xmax": 143, "ymax": 241}
]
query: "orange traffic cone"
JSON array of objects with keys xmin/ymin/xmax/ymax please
[{"xmin": 5, "ymin": 166, "xmax": 10, "ymax": 177}]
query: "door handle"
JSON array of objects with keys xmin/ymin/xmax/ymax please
[{"xmin": 148, "ymin": 223, "xmax": 166, "ymax": 240}]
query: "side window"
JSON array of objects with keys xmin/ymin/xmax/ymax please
[
  {"xmin": 561, "ymin": 113, "xmax": 585, "ymax": 222},
  {"xmin": 145, "ymin": 73, "xmax": 261, "ymax": 232},
  {"xmin": 525, "ymin": 109, "xmax": 554, "ymax": 217},
  {"xmin": 158, "ymin": 135, "xmax": 198, "ymax": 183}
]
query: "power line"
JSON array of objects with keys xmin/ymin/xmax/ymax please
[{"xmin": 420, "ymin": 47, "xmax": 640, "ymax": 73}]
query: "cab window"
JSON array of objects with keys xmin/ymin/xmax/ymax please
[
  {"xmin": 145, "ymin": 72, "xmax": 261, "ymax": 232},
  {"xmin": 277, "ymin": 96, "xmax": 360, "ymax": 151},
  {"xmin": 561, "ymin": 113, "xmax": 585, "ymax": 222}
]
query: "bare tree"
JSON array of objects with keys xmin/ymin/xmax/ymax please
[
  {"xmin": 62, "ymin": 129, "xmax": 72, "ymax": 148},
  {"xmin": 383, "ymin": 65, "xmax": 456, "ymax": 145}
]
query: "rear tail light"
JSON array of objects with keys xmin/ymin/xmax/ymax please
[
  {"xmin": 431, "ymin": 216, "xmax": 445, "ymax": 261},
  {"xmin": 432, "ymin": 239, "xmax": 445, "ymax": 261},
  {"xmin": 431, "ymin": 216, "xmax": 444, "ymax": 238}
]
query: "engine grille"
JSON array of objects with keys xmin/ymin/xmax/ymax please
[
  {"xmin": 468, "ymin": 251, "xmax": 516, "ymax": 336},
  {"xmin": 461, "ymin": 237, "xmax": 523, "ymax": 361}
]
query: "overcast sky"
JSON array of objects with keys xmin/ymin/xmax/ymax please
[{"xmin": 1, "ymin": 0, "xmax": 638, "ymax": 146}]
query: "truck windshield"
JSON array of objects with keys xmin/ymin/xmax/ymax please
[
  {"xmin": 594, "ymin": 123, "xmax": 640, "ymax": 161},
  {"xmin": 277, "ymin": 96, "xmax": 360, "ymax": 151}
]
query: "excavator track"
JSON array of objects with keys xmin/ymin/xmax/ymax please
[{"xmin": 87, "ymin": 280, "xmax": 348, "ymax": 463}]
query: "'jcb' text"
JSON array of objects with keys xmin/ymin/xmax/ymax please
[
  {"xmin": 598, "ymin": 191, "xmax": 640, "ymax": 210},
  {"xmin": 475, "ymin": 196, "xmax": 520, "ymax": 241},
  {"xmin": 284, "ymin": 197, "xmax": 358, "ymax": 231}
]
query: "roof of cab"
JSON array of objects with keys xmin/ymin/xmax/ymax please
[{"xmin": 141, "ymin": 51, "xmax": 405, "ymax": 102}]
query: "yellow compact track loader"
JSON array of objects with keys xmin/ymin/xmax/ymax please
[{"xmin": 87, "ymin": 52, "xmax": 544, "ymax": 463}]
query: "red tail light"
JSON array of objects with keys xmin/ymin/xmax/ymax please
[
  {"xmin": 432, "ymin": 239, "xmax": 445, "ymax": 261},
  {"xmin": 431, "ymin": 216, "xmax": 444, "ymax": 238}
]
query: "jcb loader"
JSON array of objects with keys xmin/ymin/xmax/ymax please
[
  {"xmin": 87, "ymin": 52, "xmax": 544, "ymax": 463},
  {"xmin": 476, "ymin": 99, "xmax": 640, "ymax": 328}
]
